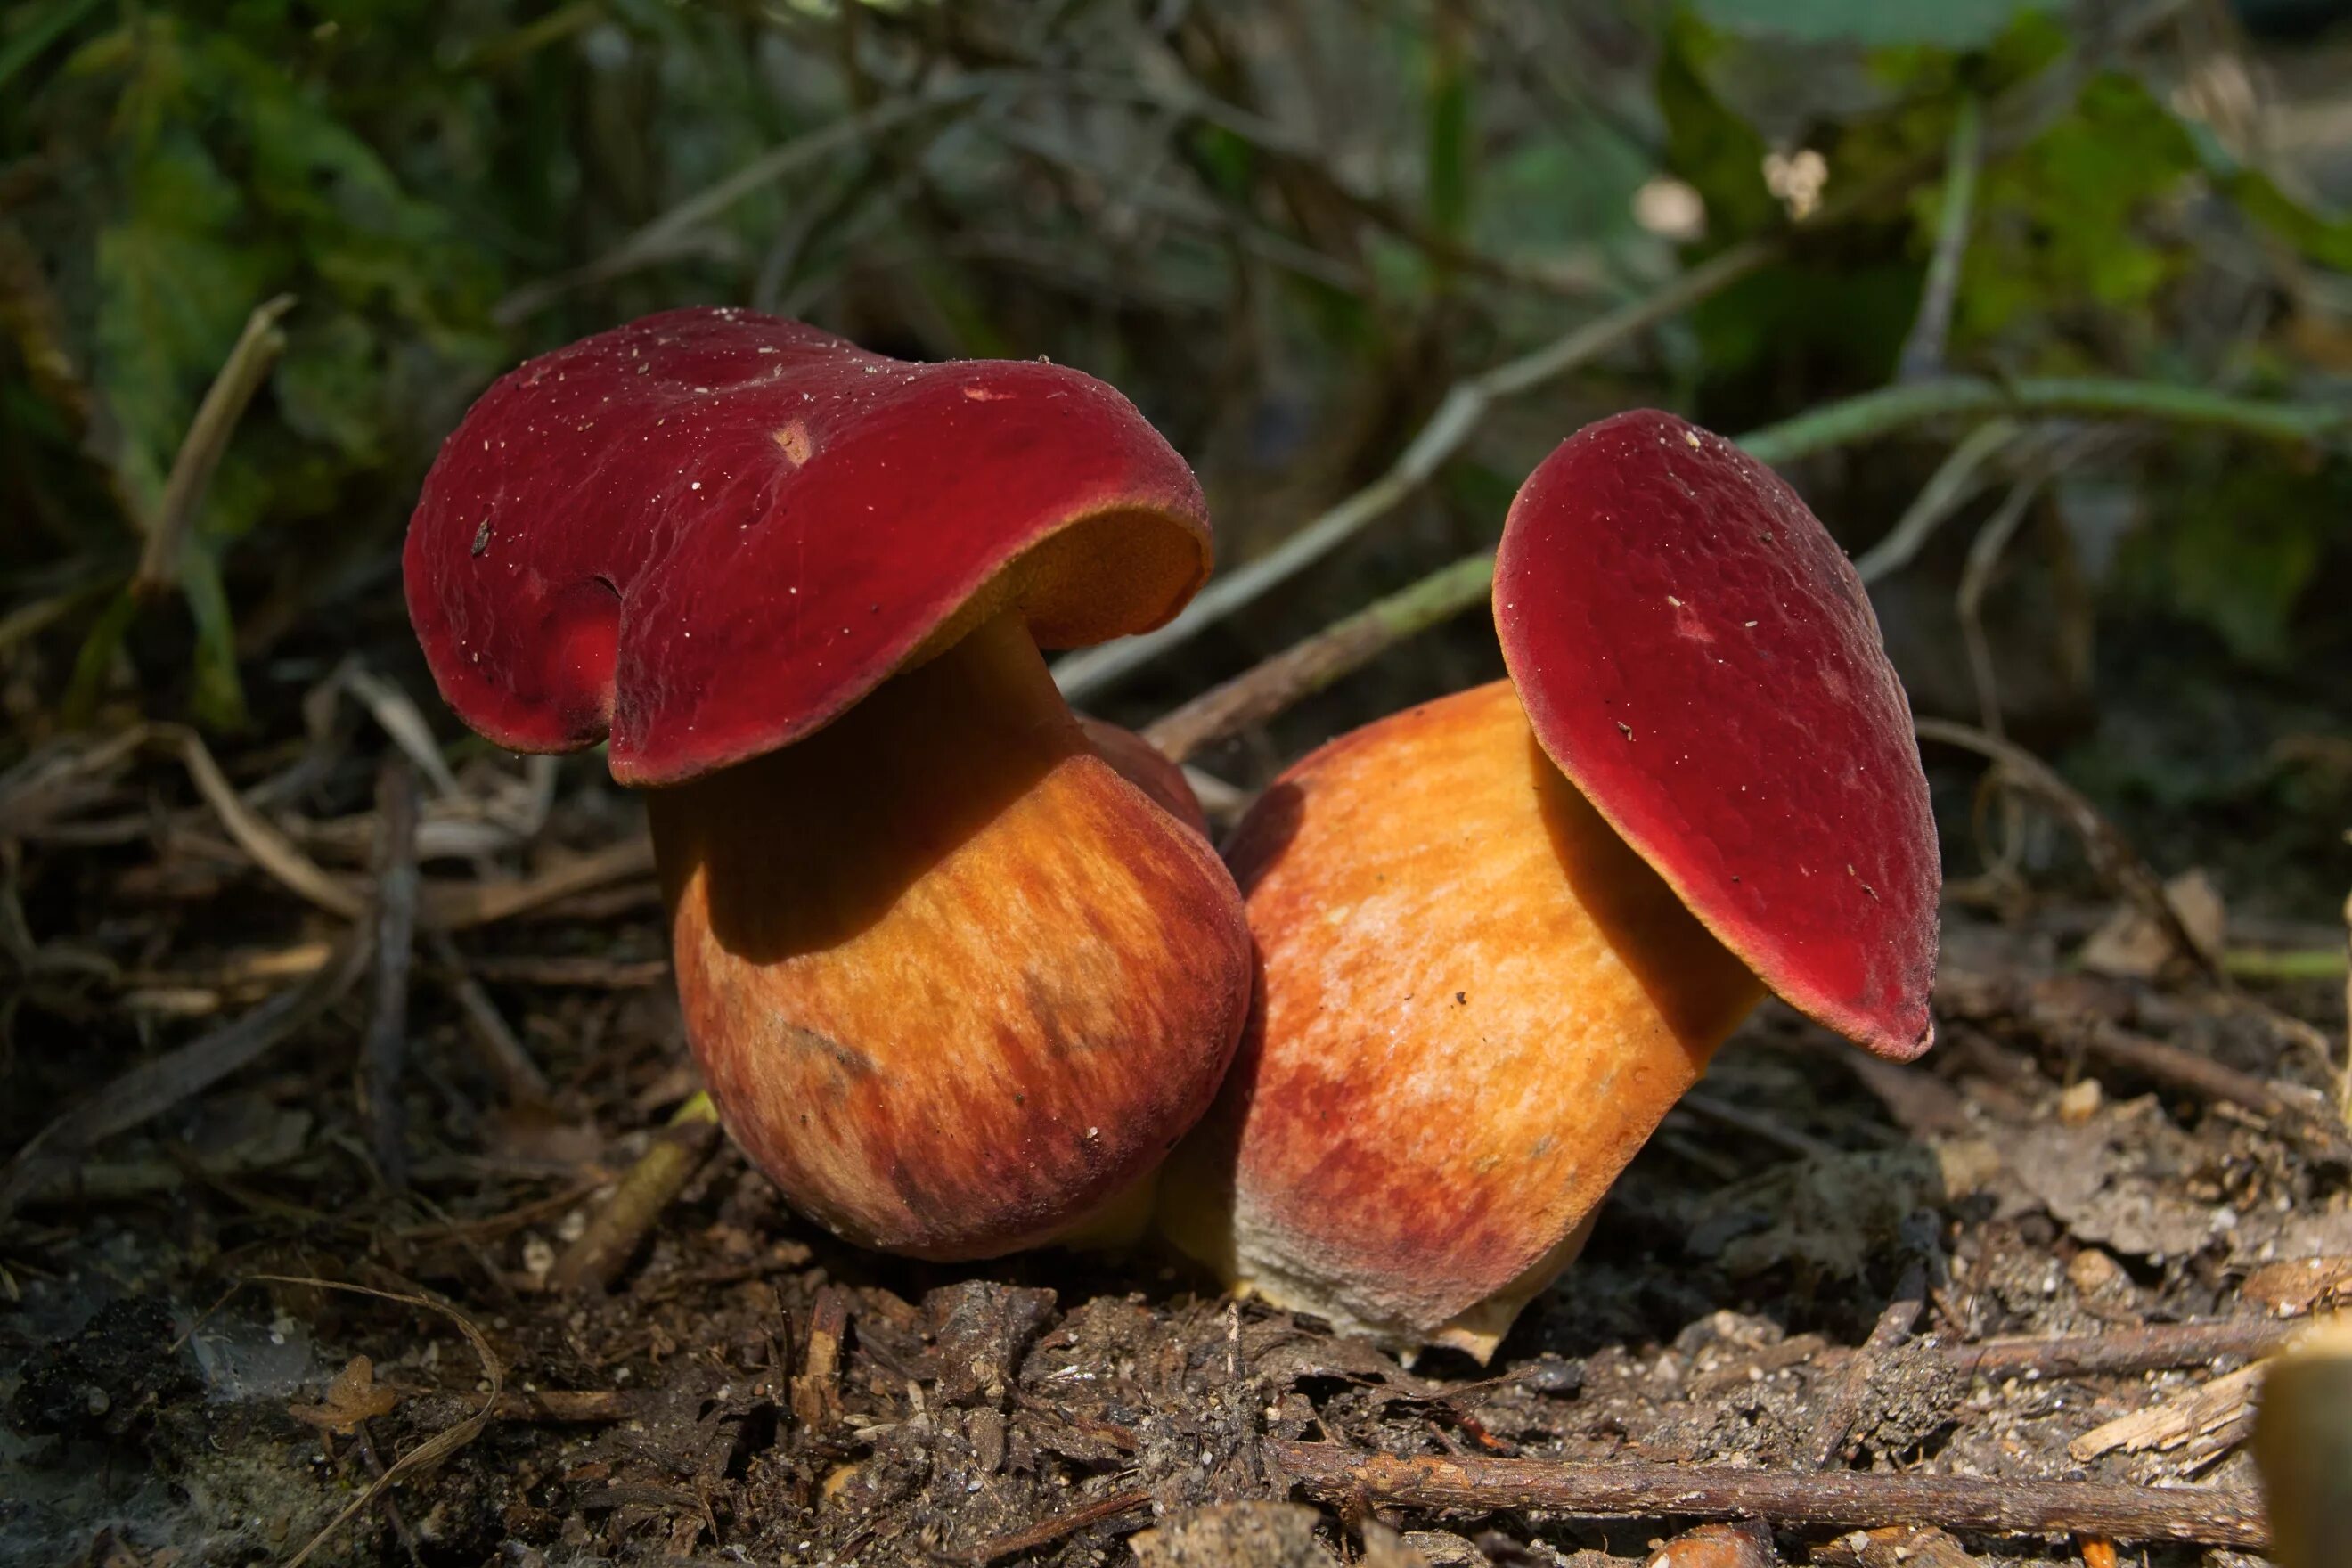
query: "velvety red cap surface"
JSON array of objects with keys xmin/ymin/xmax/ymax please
[
  {"xmin": 404, "ymin": 307, "xmax": 1211, "ymax": 786},
  {"xmin": 1493, "ymin": 410, "xmax": 1940, "ymax": 1061}
]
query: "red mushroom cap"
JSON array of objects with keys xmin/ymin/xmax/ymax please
[
  {"xmin": 404, "ymin": 307, "xmax": 1210, "ymax": 786},
  {"xmin": 1493, "ymin": 410, "xmax": 1939, "ymax": 1061}
]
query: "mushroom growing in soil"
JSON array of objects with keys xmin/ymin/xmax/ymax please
[
  {"xmin": 1160, "ymin": 409, "xmax": 1940, "ymax": 1357},
  {"xmin": 405, "ymin": 306, "xmax": 1252, "ymax": 1259}
]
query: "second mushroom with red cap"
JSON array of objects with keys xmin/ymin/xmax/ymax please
[
  {"xmin": 405, "ymin": 307, "xmax": 1252, "ymax": 1260},
  {"xmin": 1160, "ymin": 410, "xmax": 1941, "ymax": 1358}
]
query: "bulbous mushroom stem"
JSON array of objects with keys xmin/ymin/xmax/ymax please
[
  {"xmin": 649, "ymin": 611, "xmax": 1252, "ymax": 1260},
  {"xmin": 1158, "ymin": 681, "xmax": 1765, "ymax": 1359}
]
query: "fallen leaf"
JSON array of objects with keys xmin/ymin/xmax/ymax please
[
  {"xmin": 287, "ymin": 1354, "xmax": 399, "ymax": 1434},
  {"xmin": 2078, "ymin": 869, "xmax": 2225, "ymax": 979},
  {"xmin": 2242, "ymin": 1256, "xmax": 2352, "ymax": 1317}
]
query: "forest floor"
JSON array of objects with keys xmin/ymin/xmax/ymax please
[{"xmin": 2, "ymin": 659, "xmax": 2347, "ymax": 1568}]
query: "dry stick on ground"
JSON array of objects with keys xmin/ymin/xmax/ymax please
[
  {"xmin": 791, "ymin": 1284, "xmax": 851, "ymax": 1428},
  {"xmin": 2078, "ymin": 1020, "xmax": 2350, "ymax": 1157},
  {"xmin": 428, "ymin": 933, "xmax": 555, "ymax": 1108},
  {"xmin": 408, "ymin": 1319, "xmax": 2311, "ymax": 1439},
  {"xmin": 66, "ymin": 723, "xmax": 647, "ymax": 931},
  {"xmin": 0, "ymin": 727, "xmax": 151, "ymax": 838},
  {"xmin": 459, "ymin": 951, "xmax": 671, "ymax": 990},
  {"xmin": 484, "ymin": 1388, "xmax": 662, "ymax": 1423},
  {"xmin": 421, "ymin": 836, "xmax": 656, "ymax": 930},
  {"xmin": 967, "ymin": 1486, "xmax": 1156, "ymax": 1564},
  {"xmin": 363, "ymin": 758, "xmax": 421, "ymax": 1188},
  {"xmin": 546, "ymin": 1090, "xmax": 723, "ymax": 1294},
  {"xmin": 131, "ymin": 293, "xmax": 297, "ymax": 600},
  {"xmin": 1947, "ymin": 1319, "xmax": 2298, "ymax": 1381},
  {"xmin": 1267, "ymin": 1442, "xmax": 2269, "ymax": 1549},
  {"xmin": 0, "ymin": 935, "xmax": 372, "ymax": 1226},
  {"xmin": 156, "ymin": 723, "xmax": 368, "ymax": 920},
  {"xmin": 1805, "ymin": 1260, "xmax": 1929, "ymax": 1469}
]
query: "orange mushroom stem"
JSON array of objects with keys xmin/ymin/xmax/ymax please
[{"xmin": 655, "ymin": 611, "xmax": 1246, "ymax": 1258}]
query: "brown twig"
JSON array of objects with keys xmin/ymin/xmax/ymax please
[
  {"xmin": 0, "ymin": 935, "xmax": 372, "ymax": 1227},
  {"xmin": 459, "ymin": 951, "xmax": 670, "ymax": 989},
  {"xmin": 966, "ymin": 1485, "xmax": 1154, "ymax": 1563},
  {"xmin": 546, "ymin": 1091, "xmax": 722, "ymax": 1294},
  {"xmin": 1267, "ymin": 1441, "xmax": 2268, "ymax": 1548},
  {"xmin": 349, "ymin": 1422, "xmax": 428, "ymax": 1568},
  {"xmin": 485, "ymin": 1387, "xmax": 659, "ymax": 1423},
  {"xmin": 153, "ymin": 723, "xmax": 367, "ymax": 920},
  {"xmin": 1947, "ymin": 1319, "xmax": 2297, "ymax": 1381},
  {"xmin": 421, "ymin": 836, "xmax": 656, "ymax": 930},
  {"xmin": 2078, "ymin": 1019, "xmax": 2337, "ymax": 1136},
  {"xmin": 791, "ymin": 1284, "xmax": 850, "ymax": 1429},
  {"xmin": 428, "ymin": 934, "xmax": 555, "ymax": 1107},
  {"xmin": 133, "ymin": 294, "xmax": 297, "ymax": 600},
  {"xmin": 362, "ymin": 759, "xmax": 420, "ymax": 1188}
]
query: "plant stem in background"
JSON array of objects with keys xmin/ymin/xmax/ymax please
[
  {"xmin": 362, "ymin": 757, "xmax": 421, "ymax": 1190},
  {"xmin": 1739, "ymin": 375, "xmax": 2348, "ymax": 465},
  {"xmin": 1896, "ymin": 93, "xmax": 1983, "ymax": 383},
  {"xmin": 1144, "ymin": 552, "xmax": 1497, "ymax": 764},
  {"xmin": 1053, "ymin": 232, "xmax": 1783, "ymax": 703},
  {"xmin": 1056, "ymin": 0, "xmax": 2214, "ymax": 706},
  {"xmin": 1136, "ymin": 379, "xmax": 2349, "ymax": 759},
  {"xmin": 131, "ymin": 294, "xmax": 295, "ymax": 601},
  {"xmin": 1849, "ymin": 419, "xmax": 2022, "ymax": 584}
]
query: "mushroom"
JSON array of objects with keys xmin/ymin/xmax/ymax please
[
  {"xmin": 1160, "ymin": 410, "xmax": 1940, "ymax": 1356},
  {"xmin": 2253, "ymin": 1315, "xmax": 2352, "ymax": 1568},
  {"xmin": 405, "ymin": 306, "xmax": 1252, "ymax": 1259}
]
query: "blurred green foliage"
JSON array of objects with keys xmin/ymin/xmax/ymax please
[{"xmin": 2, "ymin": 0, "xmax": 2348, "ymax": 750}]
